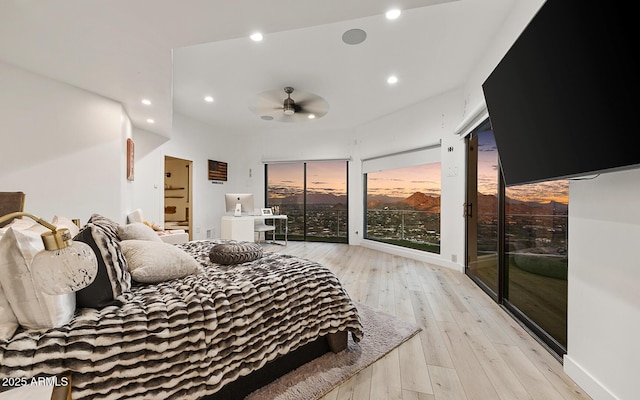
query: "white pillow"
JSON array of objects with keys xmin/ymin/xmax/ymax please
[
  {"xmin": 52, "ymin": 215, "xmax": 80, "ymax": 238},
  {"xmin": 0, "ymin": 217, "xmax": 34, "ymax": 238},
  {"xmin": 126, "ymin": 209, "xmax": 144, "ymax": 224},
  {"xmin": 0, "ymin": 282, "xmax": 18, "ymax": 340},
  {"xmin": 0, "ymin": 227, "xmax": 76, "ymax": 330},
  {"xmin": 121, "ymin": 240, "xmax": 202, "ymax": 284},
  {"xmin": 118, "ymin": 222, "xmax": 162, "ymax": 242}
]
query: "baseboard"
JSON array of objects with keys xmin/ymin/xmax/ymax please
[
  {"xmin": 563, "ymin": 354, "xmax": 618, "ymax": 400},
  {"xmin": 359, "ymin": 240, "xmax": 464, "ymax": 273}
]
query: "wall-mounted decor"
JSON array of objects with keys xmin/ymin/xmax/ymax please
[
  {"xmin": 208, "ymin": 159, "xmax": 227, "ymax": 182},
  {"xmin": 126, "ymin": 138, "xmax": 134, "ymax": 181}
]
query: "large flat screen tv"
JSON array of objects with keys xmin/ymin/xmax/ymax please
[{"xmin": 482, "ymin": 0, "xmax": 637, "ymax": 186}]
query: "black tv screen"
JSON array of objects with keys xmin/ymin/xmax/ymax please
[{"xmin": 482, "ymin": 0, "xmax": 638, "ymax": 186}]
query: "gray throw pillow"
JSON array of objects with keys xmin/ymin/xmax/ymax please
[
  {"xmin": 209, "ymin": 241, "xmax": 263, "ymax": 265},
  {"xmin": 118, "ymin": 222, "xmax": 162, "ymax": 242},
  {"xmin": 121, "ymin": 240, "xmax": 202, "ymax": 284}
]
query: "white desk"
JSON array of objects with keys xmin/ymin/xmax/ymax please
[{"xmin": 221, "ymin": 215, "xmax": 288, "ymax": 245}]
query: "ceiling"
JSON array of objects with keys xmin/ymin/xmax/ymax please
[{"xmin": 0, "ymin": 0, "xmax": 518, "ymax": 138}]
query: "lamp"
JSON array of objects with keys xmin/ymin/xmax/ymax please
[{"xmin": 0, "ymin": 212, "xmax": 98, "ymax": 295}]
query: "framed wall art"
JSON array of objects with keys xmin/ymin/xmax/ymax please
[
  {"xmin": 126, "ymin": 138, "xmax": 134, "ymax": 181},
  {"xmin": 208, "ymin": 159, "xmax": 227, "ymax": 182}
]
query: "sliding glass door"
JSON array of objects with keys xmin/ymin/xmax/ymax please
[
  {"xmin": 465, "ymin": 118, "xmax": 569, "ymax": 356},
  {"xmin": 504, "ymin": 180, "xmax": 569, "ymax": 352},
  {"xmin": 265, "ymin": 160, "xmax": 348, "ymax": 243},
  {"xmin": 466, "ymin": 119, "xmax": 500, "ymax": 297}
]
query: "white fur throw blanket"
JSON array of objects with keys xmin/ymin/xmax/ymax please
[{"xmin": 0, "ymin": 240, "xmax": 363, "ymax": 399}]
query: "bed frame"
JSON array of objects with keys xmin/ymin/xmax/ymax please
[{"xmin": 205, "ymin": 331, "xmax": 348, "ymax": 400}]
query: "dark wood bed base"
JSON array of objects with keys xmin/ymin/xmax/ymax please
[{"xmin": 203, "ymin": 331, "xmax": 348, "ymax": 400}]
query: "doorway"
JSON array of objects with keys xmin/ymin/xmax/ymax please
[{"xmin": 164, "ymin": 156, "xmax": 193, "ymax": 240}]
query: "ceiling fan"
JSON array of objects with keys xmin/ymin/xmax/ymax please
[{"xmin": 249, "ymin": 86, "xmax": 329, "ymax": 122}]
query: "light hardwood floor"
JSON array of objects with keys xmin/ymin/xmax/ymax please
[{"xmin": 262, "ymin": 242, "xmax": 591, "ymax": 400}]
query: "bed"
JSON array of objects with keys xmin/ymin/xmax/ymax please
[{"xmin": 0, "ymin": 215, "xmax": 363, "ymax": 399}]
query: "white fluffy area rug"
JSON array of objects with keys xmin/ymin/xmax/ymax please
[{"xmin": 245, "ymin": 302, "xmax": 422, "ymax": 400}]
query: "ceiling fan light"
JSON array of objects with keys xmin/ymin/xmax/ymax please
[{"xmin": 283, "ymin": 95, "xmax": 295, "ymax": 115}]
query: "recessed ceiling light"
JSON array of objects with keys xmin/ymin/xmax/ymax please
[
  {"xmin": 146, "ymin": 118, "xmax": 155, "ymax": 124},
  {"xmin": 387, "ymin": 75, "xmax": 399, "ymax": 84},
  {"xmin": 250, "ymin": 32, "xmax": 263, "ymax": 42},
  {"xmin": 261, "ymin": 115, "xmax": 274, "ymax": 121},
  {"xmin": 308, "ymin": 114, "xmax": 316, "ymax": 119},
  {"xmin": 386, "ymin": 9, "xmax": 401, "ymax": 20},
  {"xmin": 141, "ymin": 99, "xmax": 151, "ymax": 105},
  {"xmin": 204, "ymin": 96, "xmax": 214, "ymax": 103}
]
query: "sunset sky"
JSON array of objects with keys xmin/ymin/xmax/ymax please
[
  {"xmin": 266, "ymin": 135, "xmax": 569, "ymax": 205},
  {"xmin": 267, "ymin": 161, "xmax": 347, "ymax": 198},
  {"xmin": 367, "ymin": 163, "xmax": 441, "ymax": 198},
  {"xmin": 477, "ymin": 131, "xmax": 569, "ymax": 204}
]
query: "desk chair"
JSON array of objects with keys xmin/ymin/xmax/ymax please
[
  {"xmin": 0, "ymin": 191, "xmax": 26, "ymax": 227},
  {"xmin": 254, "ymin": 219, "xmax": 275, "ymax": 243}
]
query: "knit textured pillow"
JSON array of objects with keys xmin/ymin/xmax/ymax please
[{"xmin": 209, "ymin": 241, "xmax": 263, "ymax": 265}]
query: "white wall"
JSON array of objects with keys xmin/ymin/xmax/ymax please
[
  {"xmin": 0, "ymin": 61, "xmax": 132, "ymax": 224},
  {"xmin": 564, "ymin": 168, "xmax": 640, "ymax": 400},
  {"xmin": 460, "ymin": 0, "xmax": 546, "ymax": 121},
  {"xmin": 131, "ymin": 113, "xmax": 243, "ymax": 240},
  {"xmin": 130, "ymin": 127, "xmax": 168, "ymax": 225}
]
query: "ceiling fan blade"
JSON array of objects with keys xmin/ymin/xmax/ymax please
[
  {"xmin": 295, "ymin": 96, "xmax": 328, "ymax": 110},
  {"xmin": 249, "ymin": 87, "xmax": 329, "ymax": 122},
  {"xmin": 273, "ymin": 112, "xmax": 313, "ymax": 123}
]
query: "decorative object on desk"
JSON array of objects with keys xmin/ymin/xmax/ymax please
[
  {"xmin": 271, "ymin": 205, "xmax": 280, "ymax": 215},
  {"xmin": 208, "ymin": 159, "xmax": 228, "ymax": 181},
  {"xmin": 126, "ymin": 138, "xmax": 134, "ymax": 181},
  {"xmin": 261, "ymin": 208, "xmax": 273, "ymax": 216},
  {"xmin": 0, "ymin": 212, "xmax": 98, "ymax": 295}
]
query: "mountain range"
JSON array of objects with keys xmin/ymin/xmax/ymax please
[{"xmin": 274, "ymin": 191, "xmax": 567, "ymax": 215}]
